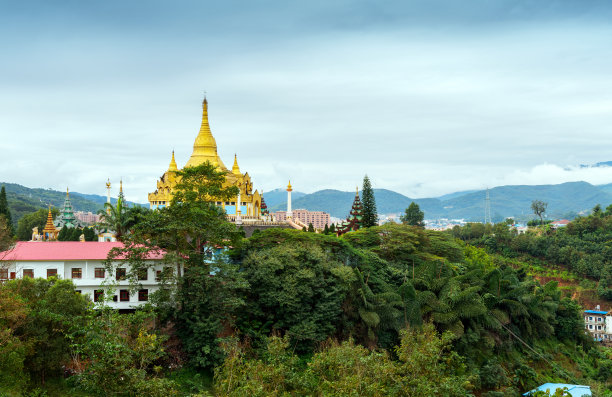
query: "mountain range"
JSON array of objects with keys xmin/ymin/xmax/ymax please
[
  {"xmin": 268, "ymin": 181, "xmax": 612, "ymax": 221},
  {"xmin": 3, "ymin": 180, "xmax": 612, "ymax": 225}
]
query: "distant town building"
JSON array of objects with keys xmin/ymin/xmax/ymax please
[
  {"xmin": 584, "ymin": 307, "xmax": 609, "ymax": 342},
  {"xmin": 551, "ymin": 219, "xmax": 570, "ymax": 228},
  {"xmin": 75, "ymin": 211, "xmax": 101, "ymax": 224},
  {"xmin": 275, "ymin": 209, "xmax": 330, "ymax": 230}
]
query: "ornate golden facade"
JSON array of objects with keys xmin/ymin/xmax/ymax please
[{"xmin": 148, "ymin": 99, "xmax": 262, "ymax": 218}]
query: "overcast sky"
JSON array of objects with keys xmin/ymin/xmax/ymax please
[{"xmin": 2, "ymin": 0, "xmax": 612, "ymax": 203}]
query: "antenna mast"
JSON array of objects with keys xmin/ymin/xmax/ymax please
[{"xmin": 484, "ymin": 188, "xmax": 492, "ymax": 224}]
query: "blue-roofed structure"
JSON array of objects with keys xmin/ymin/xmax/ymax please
[
  {"xmin": 523, "ymin": 383, "xmax": 591, "ymax": 396},
  {"xmin": 584, "ymin": 310, "xmax": 607, "ymax": 315}
]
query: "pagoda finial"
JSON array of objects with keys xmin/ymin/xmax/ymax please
[
  {"xmin": 287, "ymin": 180, "xmax": 293, "ymax": 192},
  {"xmin": 67, "ymin": 187, "xmax": 69, "ymax": 198},
  {"xmin": 232, "ymin": 154, "xmax": 241, "ymax": 175},
  {"xmin": 168, "ymin": 150, "xmax": 178, "ymax": 172},
  {"xmin": 120, "ymin": 179, "xmax": 123, "ymax": 193}
]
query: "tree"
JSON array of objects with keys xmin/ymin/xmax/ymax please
[
  {"xmin": 70, "ymin": 308, "xmax": 177, "ymax": 396},
  {"xmin": 307, "ymin": 222, "xmax": 315, "ymax": 232},
  {"xmin": 15, "ymin": 208, "xmax": 59, "ymax": 241},
  {"xmin": 401, "ymin": 202, "xmax": 424, "ymax": 227},
  {"xmin": 329, "ymin": 223, "xmax": 336, "ymax": 234},
  {"xmin": 323, "ymin": 224, "xmax": 330, "ymax": 235},
  {"xmin": 236, "ymin": 242, "xmax": 351, "ymax": 353},
  {"xmin": 361, "ymin": 175, "xmax": 378, "ymax": 228},
  {"xmin": 531, "ymin": 200, "xmax": 547, "ymax": 225},
  {"xmin": 3, "ymin": 277, "xmax": 90, "ymax": 385},
  {"xmin": 98, "ymin": 195, "xmax": 128, "ymax": 241},
  {"xmin": 0, "ymin": 186, "xmax": 13, "ymax": 236},
  {"xmin": 0, "ymin": 216, "xmax": 13, "ymax": 253}
]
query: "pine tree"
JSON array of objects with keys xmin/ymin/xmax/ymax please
[
  {"xmin": 58, "ymin": 226, "xmax": 69, "ymax": 241},
  {"xmin": 308, "ymin": 223, "xmax": 315, "ymax": 233},
  {"xmin": 302, "ymin": 226, "xmax": 307, "ymax": 232},
  {"xmin": 329, "ymin": 224, "xmax": 336, "ymax": 234},
  {"xmin": 323, "ymin": 224, "xmax": 329, "ymax": 235},
  {"xmin": 361, "ymin": 175, "xmax": 378, "ymax": 228},
  {"xmin": 0, "ymin": 186, "xmax": 13, "ymax": 236},
  {"xmin": 401, "ymin": 202, "xmax": 424, "ymax": 227}
]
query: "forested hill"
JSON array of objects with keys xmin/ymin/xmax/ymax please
[
  {"xmin": 269, "ymin": 181, "xmax": 612, "ymax": 221},
  {"xmin": 1, "ymin": 182, "xmax": 145, "ymax": 226}
]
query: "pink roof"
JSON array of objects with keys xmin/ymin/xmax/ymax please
[
  {"xmin": 0, "ymin": 241, "xmax": 164, "ymax": 261},
  {"xmin": 551, "ymin": 219, "xmax": 570, "ymax": 225}
]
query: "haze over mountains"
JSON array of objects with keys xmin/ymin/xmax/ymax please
[
  {"xmin": 4, "ymin": 180, "xmax": 612, "ymax": 225},
  {"xmin": 266, "ymin": 181, "xmax": 612, "ymax": 221}
]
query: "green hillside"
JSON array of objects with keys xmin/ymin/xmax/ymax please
[
  {"xmin": 1, "ymin": 182, "xmax": 145, "ymax": 226},
  {"xmin": 441, "ymin": 181, "xmax": 612, "ymax": 221}
]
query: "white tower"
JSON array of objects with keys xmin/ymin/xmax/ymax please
[
  {"xmin": 105, "ymin": 179, "xmax": 112, "ymax": 215},
  {"xmin": 286, "ymin": 180, "xmax": 293, "ymax": 219},
  {"xmin": 236, "ymin": 185, "xmax": 242, "ymax": 225}
]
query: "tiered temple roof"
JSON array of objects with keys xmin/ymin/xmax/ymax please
[
  {"xmin": 54, "ymin": 188, "xmax": 82, "ymax": 229},
  {"xmin": 336, "ymin": 188, "xmax": 363, "ymax": 236}
]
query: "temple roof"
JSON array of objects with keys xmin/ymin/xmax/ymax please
[{"xmin": 185, "ymin": 98, "xmax": 228, "ymax": 170}]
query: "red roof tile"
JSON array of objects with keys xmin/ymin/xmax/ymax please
[{"xmin": 0, "ymin": 241, "xmax": 164, "ymax": 261}]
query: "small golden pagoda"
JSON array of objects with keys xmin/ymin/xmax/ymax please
[
  {"xmin": 42, "ymin": 207, "xmax": 59, "ymax": 241},
  {"xmin": 148, "ymin": 98, "xmax": 262, "ymax": 219}
]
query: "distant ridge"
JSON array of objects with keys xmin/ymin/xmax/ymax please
[
  {"xmin": 1, "ymin": 182, "xmax": 145, "ymax": 226},
  {"xmin": 269, "ymin": 181, "xmax": 612, "ymax": 221},
  {"xmin": 4, "ymin": 180, "xmax": 612, "ymax": 225}
]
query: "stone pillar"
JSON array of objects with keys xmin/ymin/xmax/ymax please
[{"xmin": 236, "ymin": 189, "xmax": 242, "ymax": 225}]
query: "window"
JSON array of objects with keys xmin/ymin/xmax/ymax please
[
  {"xmin": 589, "ymin": 325, "xmax": 593, "ymax": 329},
  {"xmin": 598, "ymin": 326, "xmax": 602, "ymax": 330},
  {"xmin": 23, "ymin": 269, "xmax": 34, "ymax": 278},
  {"xmin": 95, "ymin": 268, "xmax": 105, "ymax": 278},
  {"xmin": 10, "ymin": 272, "xmax": 15, "ymax": 279},
  {"xmin": 72, "ymin": 268, "xmax": 82, "ymax": 279},
  {"xmin": 47, "ymin": 269, "xmax": 57, "ymax": 278},
  {"xmin": 598, "ymin": 317, "xmax": 602, "ymax": 322},
  {"xmin": 94, "ymin": 290, "xmax": 104, "ymax": 302},
  {"xmin": 120, "ymin": 290, "xmax": 130, "ymax": 302},
  {"xmin": 0, "ymin": 268, "xmax": 8, "ymax": 279},
  {"xmin": 116, "ymin": 268, "xmax": 126, "ymax": 281},
  {"xmin": 138, "ymin": 269, "xmax": 148, "ymax": 281},
  {"xmin": 156, "ymin": 270, "xmax": 162, "ymax": 281},
  {"xmin": 138, "ymin": 289, "xmax": 148, "ymax": 302},
  {"xmin": 589, "ymin": 316, "xmax": 593, "ymax": 321}
]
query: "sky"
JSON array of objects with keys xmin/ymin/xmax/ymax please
[{"xmin": 2, "ymin": 0, "xmax": 612, "ymax": 203}]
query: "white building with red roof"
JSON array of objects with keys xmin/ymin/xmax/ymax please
[{"xmin": 0, "ymin": 241, "xmax": 168, "ymax": 310}]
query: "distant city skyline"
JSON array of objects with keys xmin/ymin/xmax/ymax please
[{"xmin": 2, "ymin": 1, "xmax": 612, "ymax": 203}]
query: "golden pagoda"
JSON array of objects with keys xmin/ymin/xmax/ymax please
[
  {"xmin": 148, "ymin": 98, "xmax": 262, "ymax": 219},
  {"xmin": 42, "ymin": 207, "xmax": 59, "ymax": 241}
]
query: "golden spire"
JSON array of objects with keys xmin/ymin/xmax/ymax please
[
  {"xmin": 43, "ymin": 206, "xmax": 56, "ymax": 234},
  {"xmin": 66, "ymin": 187, "xmax": 69, "ymax": 198},
  {"xmin": 287, "ymin": 180, "xmax": 293, "ymax": 192},
  {"xmin": 119, "ymin": 179, "xmax": 123, "ymax": 193},
  {"xmin": 232, "ymin": 154, "xmax": 241, "ymax": 175},
  {"xmin": 185, "ymin": 97, "xmax": 227, "ymax": 170},
  {"xmin": 168, "ymin": 150, "xmax": 178, "ymax": 172}
]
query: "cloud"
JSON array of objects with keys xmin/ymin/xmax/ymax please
[{"xmin": 2, "ymin": 1, "xmax": 612, "ymax": 203}]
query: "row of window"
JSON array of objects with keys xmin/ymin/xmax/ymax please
[
  {"xmin": 586, "ymin": 324, "xmax": 604, "ymax": 331},
  {"xmin": 0, "ymin": 268, "xmax": 171, "ymax": 281},
  {"xmin": 586, "ymin": 316, "xmax": 605, "ymax": 322},
  {"xmin": 91, "ymin": 289, "xmax": 148, "ymax": 302}
]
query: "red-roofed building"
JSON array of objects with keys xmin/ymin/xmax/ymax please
[
  {"xmin": 551, "ymin": 219, "xmax": 570, "ymax": 228},
  {"xmin": 0, "ymin": 242, "xmax": 170, "ymax": 310}
]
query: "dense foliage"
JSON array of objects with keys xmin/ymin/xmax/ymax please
[{"xmin": 450, "ymin": 209, "xmax": 612, "ymax": 301}]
